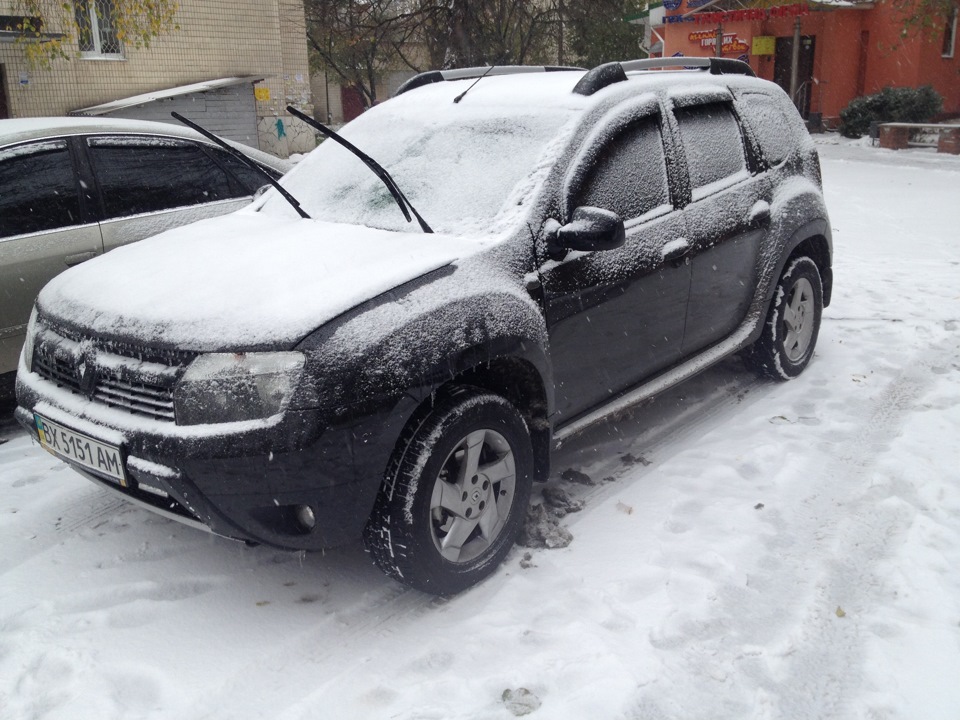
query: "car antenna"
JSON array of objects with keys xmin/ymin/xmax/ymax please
[
  {"xmin": 453, "ymin": 65, "xmax": 495, "ymax": 104},
  {"xmin": 285, "ymin": 105, "xmax": 433, "ymax": 234},
  {"xmin": 170, "ymin": 112, "xmax": 310, "ymax": 219}
]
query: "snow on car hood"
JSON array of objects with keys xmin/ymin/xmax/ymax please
[{"xmin": 37, "ymin": 212, "xmax": 490, "ymax": 349}]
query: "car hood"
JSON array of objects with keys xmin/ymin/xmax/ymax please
[{"xmin": 37, "ymin": 211, "xmax": 489, "ymax": 350}]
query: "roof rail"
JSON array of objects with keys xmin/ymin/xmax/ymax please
[
  {"xmin": 395, "ymin": 65, "xmax": 584, "ymax": 96},
  {"xmin": 572, "ymin": 57, "xmax": 755, "ymax": 96}
]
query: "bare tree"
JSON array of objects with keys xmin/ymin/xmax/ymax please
[
  {"xmin": 304, "ymin": 0, "xmax": 426, "ymax": 108},
  {"xmin": 304, "ymin": 0, "xmax": 659, "ymax": 112},
  {"xmin": 557, "ymin": 0, "xmax": 646, "ymax": 68},
  {"xmin": 418, "ymin": 0, "xmax": 558, "ymax": 69}
]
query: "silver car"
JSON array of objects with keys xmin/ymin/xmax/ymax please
[{"xmin": 0, "ymin": 117, "xmax": 291, "ymax": 389}]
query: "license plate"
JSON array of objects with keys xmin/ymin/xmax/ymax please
[{"xmin": 35, "ymin": 414, "xmax": 127, "ymax": 486}]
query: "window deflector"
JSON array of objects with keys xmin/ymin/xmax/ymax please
[{"xmin": 562, "ymin": 96, "xmax": 668, "ymax": 224}]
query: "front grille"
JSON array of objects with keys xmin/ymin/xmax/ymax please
[
  {"xmin": 33, "ymin": 327, "xmax": 186, "ymax": 422},
  {"xmin": 93, "ymin": 376, "xmax": 176, "ymax": 421},
  {"xmin": 34, "ymin": 354, "xmax": 82, "ymax": 393},
  {"xmin": 50, "ymin": 324, "xmax": 197, "ymax": 366}
]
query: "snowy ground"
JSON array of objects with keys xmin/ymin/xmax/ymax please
[{"xmin": 1, "ymin": 139, "xmax": 958, "ymax": 720}]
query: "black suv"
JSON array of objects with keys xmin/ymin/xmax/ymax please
[{"xmin": 15, "ymin": 58, "xmax": 832, "ymax": 595}]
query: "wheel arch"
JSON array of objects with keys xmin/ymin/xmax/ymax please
[
  {"xmin": 743, "ymin": 218, "xmax": 832, "ymax": 349},
  {"xmin": 401, "ymin": 344, "xmax": 553, "ymax": 484},
  {"xmin": 448, "ymin": 354, "xmax": 552, "ymax": 483},
  {"xmin": 787, "ymin": 232, "xmax": 833, "ymax": 307}
]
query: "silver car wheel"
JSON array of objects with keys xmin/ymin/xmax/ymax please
[
  {"xmin": 782, "ymin": 277, "xmax": 816, "ymax": 363},
  {"xmin": 430, "ymin": 428, "xmax": 516, "ymax": 564}
]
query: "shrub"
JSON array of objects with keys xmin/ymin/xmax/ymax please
[{"xmin": 838, "ymin": 86, "xmax": 943, "ymax": 138}]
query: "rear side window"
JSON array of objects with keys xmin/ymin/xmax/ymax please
[
  {"xmin": 737, "ymin": 92, "xmax": 798, "ymax": 167},
  {"xmin": 87, "ymin": 136, "xmax": 250, "ymax": 219},
  {"xmin": 674, "ymin": 103, "xmax": 747, "ymax": 197},
  {"xmin": 0, "ymin": 140, "xmax": 81, "ymax": 239},
  {"xmin": 574, "ymin": 116, "xmax": 670, "ymax": 222}
]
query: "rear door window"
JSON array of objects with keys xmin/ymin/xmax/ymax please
[
  {"xmin": 674, "ymin": 102, "xmax": 748, "ymax": 199},
  {"xmin": 87, "ymin": 136, "xmax": 249, "ymax": 219},
  {"xmin": 0, "ymin": 140, "xmax": 82, "ymax": 238}
]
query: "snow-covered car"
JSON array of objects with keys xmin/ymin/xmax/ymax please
[
  {"xmin": 0, "ymin": 117, "xmax": 291, "ymax": 387},
  {"xmin": 14, "ymin": 59, "xmax": 832, "ymax": 595}
]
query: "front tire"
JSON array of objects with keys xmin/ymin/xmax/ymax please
[
  {"xmin": 363, "ymin": 386, "xmax": 534, "ymax": 595},
  {"xmin": 745, "ymin": 256, "xmax": 823, "ymax": 380}
]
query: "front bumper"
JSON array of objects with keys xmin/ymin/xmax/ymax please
[{"xmin": 16, "ymin": 369, "xmax": 409, "ymax": 550}]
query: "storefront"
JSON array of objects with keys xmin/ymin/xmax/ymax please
[{"xmin": 655, "ymin": 0, "xmax": 960, "ymax": 126}]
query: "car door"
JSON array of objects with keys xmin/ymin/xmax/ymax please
[
  {"xmin": 669, "ymin": 95, "xmax": 772, "ymax": 356},
  {"xmin": 83, "ymin": 135, "xmax": 268, "ymax": 252},
  {"xmin": 539, "ymin": 107, "xmax": 690, "ymax": 423},
  {"xmin": 0, "ymin": 138, "xmax": 103, "ymax": 375}
]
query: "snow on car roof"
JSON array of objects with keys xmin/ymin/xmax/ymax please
[
  {"xmin": 260, "ymin": 68, "xmax": 771, "ymax": 236},
  {"xmin": 389, "ymin": 65, "xmax": 769, "ymax": 109}
]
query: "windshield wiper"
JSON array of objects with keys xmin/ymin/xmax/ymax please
[
  {"xmin": 285, "ymin": 105, "xmax": 433, "ymax": 234},
  {"xmin": 171, "ymin": 112, "xmax": 310, "ymax": 219}
]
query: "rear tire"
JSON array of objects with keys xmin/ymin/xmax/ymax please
[
  {"xmin": 745, "ymin": 256, "xmax": 823, "ymax": 380},
  {"xmin": 363, "ymin": 386, "xmax": 534, "ymax": 595}
]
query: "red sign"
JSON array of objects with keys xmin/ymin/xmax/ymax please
[
  {"xmin": 665, "ymin": 2, "xmax": 810, "ymax": 24},
  {"xmin": 689, "ymin": 31, "xmax": 750, "ymax": 53}
]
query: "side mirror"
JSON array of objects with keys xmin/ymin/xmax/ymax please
[{"xmin": 547, "ymin": 206, "xmax": 625, "ymax": 260}]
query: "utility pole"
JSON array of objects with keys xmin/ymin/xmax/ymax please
[
  {"xmin": 789, "ymin": 16, "xmax": 801, "ymax": 108},
  {"xmin": 557, "ymin": 0, "xmax": 565, "ymax": 65},
  {"xmin": 715, "ymin": 23, "xmax": 723, "ymax": 57}
]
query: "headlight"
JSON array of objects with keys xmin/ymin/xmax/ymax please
[
  {"xmin": 21, "ymin": 306, "xmax": 38, "ymax": 373},
  {"xmin": 173, "ymin": 352, "xmax": 305, "ymax": 425}
]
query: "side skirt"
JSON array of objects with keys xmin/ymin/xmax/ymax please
[{"xmin": 552, "ymin": 319, "xmax": 758, "ymax": 447}]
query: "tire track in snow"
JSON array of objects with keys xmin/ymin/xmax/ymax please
[
  {"xmin": 191, "ymin": 579, "xmax": 439, "ymax": 720},
  {"xmin": 750, "ymin": 345, "xmax": 939, "ymax": 720},
  {"xmin": 627, "ymin": 326, "xmax": 956, "ymax": 720}
]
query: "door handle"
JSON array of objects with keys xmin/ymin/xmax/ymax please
[
  {"xmin": 662, "ymin": 238, "xmax": 691, "ymax": 265},
  {"xmin": 748, "ymin": 200, "xmax": 771, "ymax": 227},
  {"xmin": 64, "ymin": 251, "xmax": 98, "ymax": 267}
]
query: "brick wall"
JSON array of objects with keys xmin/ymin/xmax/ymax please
[{"xmin": 0, "ymin": 0, "xmax": 315, "ymax": 156}]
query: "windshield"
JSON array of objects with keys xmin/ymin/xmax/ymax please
[{"xmin": 261, "ymin": 102, "xmax": 577, "ymax": 236}]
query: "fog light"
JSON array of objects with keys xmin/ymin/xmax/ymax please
[{"xmin": 295, "ymin": 504, "xmax": 316, "ymax": 531}]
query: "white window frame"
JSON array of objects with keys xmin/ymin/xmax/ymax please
[
  {"xmin": 75, "ymin": 0, "xmax": 123, "ymax": 59},
  {"xmin": 944, "ymin": 5, "xmax": 958, "ymax": 58}
]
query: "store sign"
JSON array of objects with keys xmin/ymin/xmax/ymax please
[
  {"xmin": 665, "ymin": 2, "xmax": 809, "ymax": 24},
  {"xmin": 663, "ymin": 0, "xmax": 682, "ymax": 10},
  {"xmin": 689, "ymin": 30, "xmax": 750, "ymax": 54},
  {"xmin": 752, "ymin": 35, "xmax": 776, "ymax": 55}
]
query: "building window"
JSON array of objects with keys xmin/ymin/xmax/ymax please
[
  {"xmin": 74, "ymin": 0, "xmax": 122, "ymax": 57},
  {"xmin": 944, "ymin": 5, "xmax": 958, "ymax": 58}
]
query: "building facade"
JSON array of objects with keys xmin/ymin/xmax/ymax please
[
  {"xmin": 0, "ymin": 0, "xmax": 315, "ymax": 157},
  {"xmin": 654, "ymin": 0, "xmax": 960, "ymax": 126}
]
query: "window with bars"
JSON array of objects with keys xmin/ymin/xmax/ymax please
[{"xmin": 74, "ymin": 0, "xmax": 122, "ymax": 57}]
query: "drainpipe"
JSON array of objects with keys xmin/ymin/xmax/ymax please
[{"xmin": 789, "ymin": 16, "xmax": 801, "ymax": 108}]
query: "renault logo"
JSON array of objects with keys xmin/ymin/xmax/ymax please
[{"xmin": 77, "ymin": 352, "xmax": 98, "ymax": 398}]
